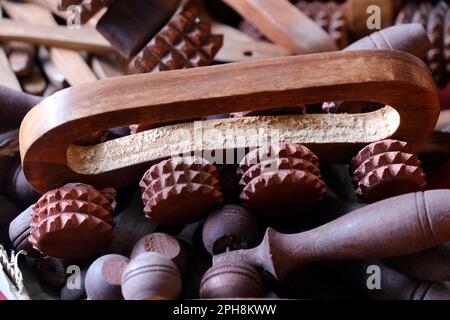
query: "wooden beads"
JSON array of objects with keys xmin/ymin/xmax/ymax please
[
  {"xmin": 121, "ymin": 252, "xmax": 182, "ymax": 300},
  {"xmin": 199, "ymin": 259, "xmax": 265, "ymax": 299},
  {"xmin": 29, "ymin": 183, "xmax": 115, "ymax": 259},
  {"xmin": 238, "ymin": 144, "xmax": 326, "ymax": 217},
  {"xmin": 140, "ymin": 157, "xmax": 223, "ymax": 226},
  {"xmin": 350, "ymin": 140, "xmax": 426, "ymax": 203},
  {"xmin": 202, "ymin": 204, "xmax": 260, "ymax": 255},
  {"xmin": 86, "ymin": 254, "xmax": 129, "ymax": 300}
]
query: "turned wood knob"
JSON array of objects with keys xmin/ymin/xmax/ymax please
[
  {"xmin": 121, "ymin": 252, "xmax": 182, "ymax": 300},
  {"xmin": 85, "ymin": 254, "xmax": 130, "ymax": 300},
  {"xmin": 202, "ymin": 204, "xmax": 261, "ymax": 255},
  {"xmin": 199, "ymin": 259, "xmax": 265, "ymax": 299},
  {"xmin": 130, "ymin": 232, "xmax": 187, "ymax": 273}
]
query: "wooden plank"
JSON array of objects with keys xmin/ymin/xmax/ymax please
[
  {"xmin": 3, "ymin": 0, "xmax": 99, "ymax": 85},
  {"xmin": 0, "ymin": 19, "xmax": 112, "ymax": 54}
]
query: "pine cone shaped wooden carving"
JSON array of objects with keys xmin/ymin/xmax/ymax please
[
  {"xmin": 238, "ymin": 144, "xmax": 325, "ymax": 218},
  {"xmin": 29, "ymin": 183, "xmax": 115, "ymax": 260},
  {"xmin": 351, "ymin": 140, "xmax": 427, "ymax": 203},
  {"xmin": 140, "ymin": 157, "xmax": 223, "ymax": 226},
  {"xmin": 129, "ymin": 6, "xmax": 224, "ymax": 73}
]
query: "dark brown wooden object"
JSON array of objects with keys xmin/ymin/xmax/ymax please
[
  {"xmin": 96, "ymin": 0, "xmax": 181, "ymax": 59},
  {"xmin": 214, "ymin": 190, "xmax": 450, "ymax": 281}
]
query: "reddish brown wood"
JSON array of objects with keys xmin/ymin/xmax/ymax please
[{"xmin": 19, "ymin": 50, "xmax": 439, "ymax": 193}]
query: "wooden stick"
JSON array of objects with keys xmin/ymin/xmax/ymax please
[
  {"xmin": 2, "ymin": 1, "xmax": 98, "ymax": 85},
  {"xmin": 19, "ymin": 50, "xmax": 439, "ymax": 193},
  {"xmin": 223, "ymin": 0, "xmax": 337, "ymax": 54},
  {"xmin": 0, "ymin": 6, "xmax": 21, "ymax": 90},
  {"xmin": 0, "ymin": 19, "xmax": 113, "ymax": 54},
  {"xmin": 212, "ymin": 22, "xmax": 290, "ymax": 62}
]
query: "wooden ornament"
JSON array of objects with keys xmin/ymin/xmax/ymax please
[
  {"xmin": 223, "ymin": 0, "xmax": 337, "ymax": 54},
  {"xmin": 130, "ymin": 233, "xmax": 187, "ymax": 273},
  {"xmin": 96, "ymin": 0, "xmax": 181, "ymax": 59},
  {"xmin": 214, "ymin": 190, "xmax": 450, "ymax": 281},
  {"xmin": 29, "ymin": 183, "xmax": 115, "ymax": 260},
  {"xmin": 85, "ymin": 254, "xmax": 129, "ymax": 300},
  {"xmin": 0, "ymin": 8, "xmax": 21, "ymax": 90},
  {"xmin": 202, "ymin": 204, "xmax": 260, "ymax": 255},
  {"xmin": 19, "ymin": 50, "xmax": 439, "ymax": 193},
  {"xmin": 121, "ymin": 252, "xmax": 182, "ymax": 300},
  {"xmin": 199, "ymin": 259, "xmax": 265, "ymax": 299}
]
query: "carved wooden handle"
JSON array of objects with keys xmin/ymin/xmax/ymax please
[
  {"xmin": 20, "ymin": 50, "xmax": 439, "ymax": 193},
  {"xmin": 215, "ymin": 190, "xmax": 450, "ymax": 280}
]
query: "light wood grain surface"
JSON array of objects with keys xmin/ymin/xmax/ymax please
[
  {"xmin": 2, "ymin": 0, "xmax": 98, "ymax": 85},
  {"xmin": 0, "ymin": 4, "xmax": 21, "ymax": 90},
  {"xmin": 19, "ymin": 50, "xmax": 439, "ymax": 193},
  {"xmin": 223, "ymin": 0, "xmax": 337, "ymax": 54},
  {"xmin": 212, "ymin": 22, "xmax": 291, "ymax": 62},
  {"xmin": 0, "ymin": 19, "xmax": 113, "ymax": 54}
]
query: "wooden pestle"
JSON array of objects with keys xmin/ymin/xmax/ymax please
[
  {"xmin": 0, "ymin": 84, "xmax": 42, "ymax": 130},
  {"xmin": 214, "ymin": 190, "xmax": 450, "ymax": 281}
]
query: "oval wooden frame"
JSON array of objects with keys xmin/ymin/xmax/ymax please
[{"xmin": 20, "ymin": 50, "xmax": 439, "ymax": 193}]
